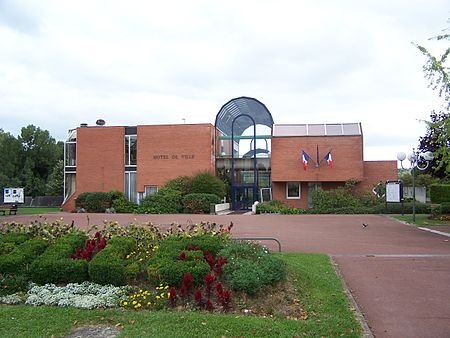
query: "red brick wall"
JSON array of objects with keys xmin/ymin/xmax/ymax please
[
  {"xmin": 357, "ymin": 161, "xmax": 398, "ymax": 192},
  {"xmin": 136, "ymin": 124, "xmax": 215, "ymax": 192},
  {"xmin": 271, "ymin": 136, "xmax": 364, "ymax": 182},
  {"xmin": 62, "ymin": 126, "xmax": 125, "ymax": 211}
]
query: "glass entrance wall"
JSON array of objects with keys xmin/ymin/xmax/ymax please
[{"xmin": 215, "ymin": 97, "xmax": 274, "ymax": 210}]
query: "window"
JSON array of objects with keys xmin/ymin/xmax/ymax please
[
  {"xmin": 125, "ymin": 135, "xmax": 137, "ymax": 166},
  {"xmin": 124, "ymin": 171, "xmax": 137, "ymax": 203},
  {"xmin": 145, "ymin": 185, "xmax": 158, "ymax": 197},
  {"xmin": 286, "ymin": 182, "xmax": 301, "ymax": 199}
]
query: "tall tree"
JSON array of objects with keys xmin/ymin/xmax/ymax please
[
  {"xmin": 415, "ymin": 21, "xmax": 450, "ymax": 178},
  {"xmin": 0, "ymin": 129, "xmax": 22, "ymax": 192},
  {"xmin": 18, "ymin": 125, "xmax": 62, "ymax": 197}
]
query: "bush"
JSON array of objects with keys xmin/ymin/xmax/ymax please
[
  {"xmin": 430, "ymin": 184, "xmax": 450, "ymax": 203},
  {"xmin": 75, "ymin": 192, "xmax": 113, "ymax": 212},
  {"xmin": 139, "ymin": 187, "xmax": 183, "ymax": 214},
  {"xmin": 30, "ymin": 232, "xmax": 89, "ymax": 284},
  {"xmin": 88, "ymin": 237, "xmax": 135, "ymax": 286},
  {"xmin": 0, "ymin": 273, "xmax": 29, "ymax": 296},
  {"xmin": 0, "ymin": 239, "xmax": 49, "ymax": 275},
  {"xmin": 112, "ymin": 195, "xmax": 137, "ymax": 213},
  {"xmin": 371, "ymin": 202, "xmax": 430, "ymax": 214},
  {"xmin": 190, "ymin": 172, "xmax": 225, "ymax": 198},
  {"xmin": 256, "ymin": 200, "xmax": 307, "ymax": 214},
  {"xmin": 311, "ymin": 187, "xmax": 361, "ymax": 211},
  {"xmin": 147, "ymin": 235, "xmax": 228, "ymax": 287},
  {"xmin": 219, "ymin": 241, "xmax": 287, "ymax": 295},
  {"xmin": 164, "ymin": 176, "xmax": 193, "ymax": 196},
  {"xmin": 149, "ymin": 259, "xmax": 210, "ymax": 287},
  {"xmin": 183, "ymin": 193, "xmax": 221, "ymax": 214}
]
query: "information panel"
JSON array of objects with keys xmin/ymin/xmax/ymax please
[
  {"xmin": 386, "ymin": 181, "xmax": 402, "ymax": 203},
  {"xmin": 3, "ymin": 188, "xmax": 24, "ymax": 204}
]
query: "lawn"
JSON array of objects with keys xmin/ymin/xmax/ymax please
[
  {"xmin": 0, "ymin": 254, "xmax": 361, "ymax": 338},
  {"xmin": 391, "ymin": 214, "xmax": 450, "ymax": 226},
  {"xmin": 9, "ymin": 207, "xmax": 60, "ymax": 215}
]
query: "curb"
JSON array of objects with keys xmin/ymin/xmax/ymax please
[{"xmin": 330, "ymin": 256, "xmax": 374, "ymax": 338}]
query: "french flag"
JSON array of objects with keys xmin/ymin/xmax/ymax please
[
  {"xmin": 325, "ymin": 152, "xmax": 333, "ymax": 169},
  {"xmin": 302, "ymin": 150, "xmax": 311, "ymax": 171}
]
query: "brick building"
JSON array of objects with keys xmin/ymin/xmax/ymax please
[{"xmin": 62, "ymin": 97, "xmax": 396, "ymax": 211}]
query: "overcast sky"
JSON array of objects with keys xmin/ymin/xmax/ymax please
[{"xmin": 0, "ymin": 1, "xmax": 448, "ymax": 161}]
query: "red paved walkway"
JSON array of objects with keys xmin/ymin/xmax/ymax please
[{"xmin": 2, "ymin": 212, "xmax": 450, "ymax": 337}]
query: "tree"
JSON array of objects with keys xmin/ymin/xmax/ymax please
[
  {"xmin": 415, "ymin": 21, "xmax": 450, "ymax": 178},
  {"xmin": 18, "ymin": 125, "xmax": 61, "ymax": 196},
  {"xmin": 0, "ymin": 129, "xmax": 22, "ymax": 192},
  {"xmin": 46, "ymin": 159, "xmax": 64, "ymax": 196}
]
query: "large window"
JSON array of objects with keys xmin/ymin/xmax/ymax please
[
  {"xmin": 125, "ymin": 171, "xmax": 137, "ymax": 203},
  {"xmin": 125, "ymin": 135, "xmax": 137, "ymax": 166},
  {"xmin": 64, "ymin": 173, "xmax": 76, "ymax": 200},
  {"xmin": 286, "ymin": 182, "xmax": 301, "ymax": 199}
]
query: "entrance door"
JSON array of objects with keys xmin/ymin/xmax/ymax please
[{"xmin": 234, "ymin": 186, "xmax": 254, "ymax": 210}]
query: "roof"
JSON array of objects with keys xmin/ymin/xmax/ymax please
[
  {"xmin": 272, "ymin": 123, "xmax": 362, "ymax": 137},
  {"xmin": 215, "ymin": 97, "xmax": 274, "ymax": 136}
]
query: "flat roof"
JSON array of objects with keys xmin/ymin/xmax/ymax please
[{"xmin": 273, "ymin": 123, "xmax": 362, "ymax": 137}]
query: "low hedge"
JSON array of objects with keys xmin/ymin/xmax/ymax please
[
  {"xmin": 219, "ymin": 241, "xmax": 287, "ymax": 295},
  {"xmin": 29, "ymin": 232, "xmax": 88, "ymax": 284},
  {"xmin": 88, "ymin": 237, "xmax": 135, "ymax": 286},
  {"xmin": 0, "ymin": 239, "xmax": 49, "ymax": 275},
  {"xmin": 430, "ymin": 184, "xmax": 450, "ymax": 203},
  {"xmin": 182, "ymin": 193, "xmax": 221, "ymax": 213},
  {"xmin": 148, "ymin": 257, "xmax": 210, "ymax": 287}
]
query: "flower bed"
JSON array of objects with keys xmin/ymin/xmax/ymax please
[{"xmin": 0, "ymin": 220, "xmax": 290, "ymax": 316}]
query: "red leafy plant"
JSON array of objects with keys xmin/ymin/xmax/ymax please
[{"xmin": 70, "ymin": 231, "xmax": 107, "ymax": 261}]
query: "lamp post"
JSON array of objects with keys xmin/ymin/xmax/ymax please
[{"xmin": 397, "ymin": 149, "xmax": 433, "ymax": 222}]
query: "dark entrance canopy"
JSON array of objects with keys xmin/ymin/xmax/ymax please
[{"xmin": 215, "ymin": 97, "xmax": 274, "ymax": 136}]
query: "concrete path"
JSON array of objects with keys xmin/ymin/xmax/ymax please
[{"xmin": 2, "ymin": 212, "xmax": 450, "ymax": 337}]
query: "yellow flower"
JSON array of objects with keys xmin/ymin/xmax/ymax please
[
  {"xmin": 156, "ymin": 296, "xmax": 160, "ymax": 299},
  {"xmin": 139, "ymin": 258, "xmax": 143, "ymax": 262},
  {"xmin": 139, "ymin": 289, "xmax": 143, "ymax": 293},
  {"xmin": 132, "ymin": 301, "xmax": 137, "ymax": 305},
  {"xmin": 123, "ymin": 301, "xmax": 128, "ymax": 305},
  {"xmin": 147, "ymin": 302, "xmax": 151, "ymax": 305}
]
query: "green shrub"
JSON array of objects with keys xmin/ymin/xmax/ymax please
[
  {"xmin": 190, "ymin": 171, "xmax": 225, "ymax": 198},
  {"xmin": 430, "ymin": 184, "xmax": 450, "ymax": 203},
  {"xmin": 88, "ymin": 237, "xmax": 135, "ymax": 286},
  {"xmin": 112, "ymin": 195, "xmax": 137, "ymax": 213},
  {"xmin": 219, "ymin": 241, "xmax": 287, "ymax": 295},
  {"xmin": 182, "ymin": 193, "xmax": 221, "ymax": 213},
  {"xmin": 149, "ymin": 259, "xmax": 210, "ymax": 287},
  {"xmin": 371, "ymin": 202, "xmax": 430, "ymax": 214},
  {"xmin": 0, "ymin": 242, "xmax": 16, "ymax": 256},
  {"xmin": 0, "ymin": 273, "xmax": 29, "ymax": 296},
  {"xmin": 256, "ymin": 200, "xmax": 307, "ymax": 214},
  {"xmin": 0, "ymin": 233, "xmax": 29, "ymax": 246},
  {"xmin": 311, "ymin": 187, "xmax": 361, "ymax": 211},
  {"xmin": 0, "ymin": 239, "xmax": 49, "ymax": 275},
  {"xmin": 441, "ymin": 202, "xmax": 450, "ymax": 214},
  {"xmin": 147, "ymin": 234, "xmax": 228, "ymax": 287},
  {"xmin": 139, "ymin": 187, "xmax": 183, "ymax": 214},
  {"xmin": 157, "ymin": 235, "xmax": 227, "ymax": 258},
  {"xmin": 75, "ymin": 192, "xmax": 113, "ymax": 212},
  {"xmin": 164, "ymin": 176, "xmax": 193, "ymax": 196},
  {"xmin": 30, "ymin": 232, "xmax": 88, "ymax": 284}
]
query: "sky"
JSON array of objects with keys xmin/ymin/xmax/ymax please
[{"xmin": 0, "ymin": 0, "xmax": 448, "ymax": 162}]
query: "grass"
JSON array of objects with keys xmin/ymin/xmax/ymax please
[
  {"xmin": 391, "ymin": 214, "xmax": 450, "ymax": 226},
  {"xmin": 3, "ymin": 207, "xmax": 60, "ymax": 216},
  {"xmin": 0, "ymin": 254, "xmax": 361, "ymax": 338}
]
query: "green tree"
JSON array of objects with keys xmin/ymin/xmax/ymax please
[
  {"xmin": 45, "ymin": 159, "xmax": 64, "ymax": 196},
  {"xmin": 415, "ymin": 21, "xmax": 450, "ymax": 177},
  {"xmin": 18, "ymin": 125, "xmax": 62, "ymax": 197},
  {"xmin": 0, "ymin": 129, "xmax": 22, "ymax": 192}
]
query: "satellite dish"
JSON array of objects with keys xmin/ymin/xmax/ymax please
[{"xmin": 96, "ymin": 119, "xmax": 105, "ymax": 126}]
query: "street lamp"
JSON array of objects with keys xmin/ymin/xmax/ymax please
[{"xmin": 397, "ymin": 149, "xmax": 433, "ymax": 222}]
